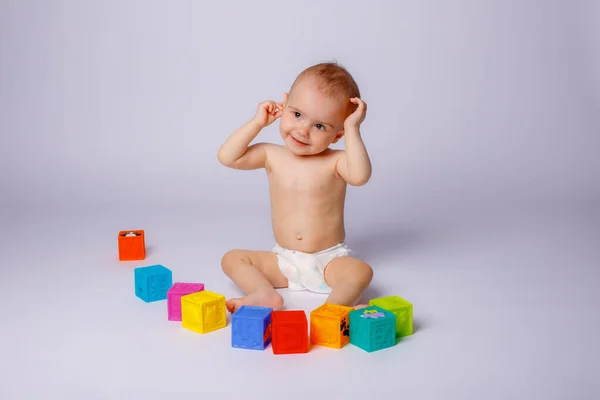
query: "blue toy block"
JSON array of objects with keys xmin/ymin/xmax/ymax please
[
  {"xmin": 231, "ymin": 306, "xmax": 273, "ymax": 350},
  {"xmin": 349, "ymin": 306, "xmax": 396, "ymax": 352},
  {"xmin": 134, "ymin": 265, "xmax": 173, "ymax": 302}
]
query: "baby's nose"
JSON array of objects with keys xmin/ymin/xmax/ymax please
[{"xmin": 297, "ymin": 124, "xmax": 310, "ymax": 137}]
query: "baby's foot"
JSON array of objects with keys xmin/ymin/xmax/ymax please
[
  {"xmin": 354, "ymin": 304, "xmax": 369, "ymax": 310},
  {"xmin": 226, "ymin": 287, "xmax": 284, "ymax": 313}
]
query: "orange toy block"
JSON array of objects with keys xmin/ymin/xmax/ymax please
[
  {"xmin": 118, "ymin": 230, "xmax": 145, "ymax": 261},
  {"xmin": 310, "ymin": 303, "xmax": 354, "ymax": 349}
]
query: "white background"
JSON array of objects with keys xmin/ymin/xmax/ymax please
[{"xmin": 1, "ymin": 1, "xmax": 599, "ymax": 399}]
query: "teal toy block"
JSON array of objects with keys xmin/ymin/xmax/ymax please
[
  {"xmin": 349, "ymin": 306, "xmax": 396, "ymax": 352},
  {"xmin": 369, "ymin": 295, "xmax": 413, "ymax": 338},
  {"xmin": 134, "ymin": 264, "xmax": 173, "ymax": 302}
]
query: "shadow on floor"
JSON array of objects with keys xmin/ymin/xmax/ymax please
[
  {"xmin": 394, "ymin": 319, "xmax": 427, "ymax": 343},
  {"xmin": 145, "ymin": 245, "xmax": 155, "ymax": 258},
  {"xmin": 348, "ymin": 225, "xmax": 434, "ymax": 264},
  {"xmin": 353, "ymin": 225, "xmax": 438, "ymax": 305},
  {"xmin": 351, "ymin": 225, "xmax": 435, "ymax": 332}
]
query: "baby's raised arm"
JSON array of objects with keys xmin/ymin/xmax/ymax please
[{"xmin": 217, "ymin": 100, "xmax": 283, "ymax": 170}]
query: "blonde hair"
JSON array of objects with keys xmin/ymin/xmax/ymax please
[{"xmin": 291, "ymin": 62, "xmax": 361, "ymax": 104}]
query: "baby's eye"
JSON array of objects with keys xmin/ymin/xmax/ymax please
[
  {"xmin": 294, "ymin": 112, "xmax": 301, "ymax": 118},
  {"xmin": 315, "ymin": 124, "xmax": 325, "ymax": 130}
]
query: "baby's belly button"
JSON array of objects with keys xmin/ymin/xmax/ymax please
[{"xmin": 275, "ymin": 216, "xmax": 332, "ymax": 241}]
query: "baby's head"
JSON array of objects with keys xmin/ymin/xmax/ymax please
[{"xmin": 279, "ymin": 62, "xmax": 360, "ymax": 156}]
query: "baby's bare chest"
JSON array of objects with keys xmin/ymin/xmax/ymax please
[
  {"xmin": 266, "ymin": 155, "xmax": 344, "ymax": 197},
  {"xmin": 269, "ymin": 167, "xmax": 339, "ymax": 196}
]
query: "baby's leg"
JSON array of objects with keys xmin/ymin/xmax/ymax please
[
  {"xmin": 323, "ymin": 256, "xmax": 373, "ymax": 307},
  {"xmin": 221, "ymin": 249, "xmax": 288, "ymax": 313}
]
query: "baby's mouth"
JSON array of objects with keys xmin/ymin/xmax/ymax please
[{"xmin": 291, "ymin": 135, "xmax": 308, "ymax": 146}]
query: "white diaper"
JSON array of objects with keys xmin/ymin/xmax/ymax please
[{"xmin": 272, "ymin": 242, "xmax": 355, "ymax": 294}]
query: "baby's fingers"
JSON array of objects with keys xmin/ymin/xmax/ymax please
[
  {"xmin": 258, "ymin": 100, "xmax": 272, "ymax": 114},
  {"xmin": 351, "ymin": 97, "xmax": 367, "ymax": 115},
  {"xmin": 271, "ymin": 100, "xmax": 283, "ymax": 114},
  {"xmin": 351, "ymin": 97, "xmax": 366, "ymax": 107}
]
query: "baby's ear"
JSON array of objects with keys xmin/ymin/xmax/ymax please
[
  {"xmin": 282, "ymin": 92, "xmax": 289, "ymax": 107},
  {"xmin": 331, "ymin": 130, "xmax": 345, "ymax": 144}
]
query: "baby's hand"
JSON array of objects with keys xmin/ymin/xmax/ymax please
[
  {"xmin": 344, "ymin": 97, "xmax": 367, "ymax": 129},
  {"xmin": 253, "ymin": 100, "xmax": 284, "ymax": 128}
]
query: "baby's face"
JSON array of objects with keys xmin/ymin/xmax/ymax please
[{"xmin": 279, "ymin": 78, "xmax": 348, "ymax": 156}]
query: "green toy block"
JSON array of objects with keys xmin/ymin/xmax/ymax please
[
  {"xmin": 349, "ymin": 306, "xmax": 396, "ymax": 352},
  {"xmin": 369, "ymin": 296, "xmax": 413, "ymax": 338}
]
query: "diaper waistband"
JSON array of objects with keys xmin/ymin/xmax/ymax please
[{"xmin": 275, "ymin": 241, "xmax": 347, "ymax": 255}]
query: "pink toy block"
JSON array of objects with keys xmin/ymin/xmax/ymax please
[{"xmin": 167, "ymin": 282, "xmax": 205, "ymax": 321}]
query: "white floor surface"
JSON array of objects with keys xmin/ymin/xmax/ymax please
[{"xmin": 1, "ymin": 206, "xmax": 598, "ymax": 400}]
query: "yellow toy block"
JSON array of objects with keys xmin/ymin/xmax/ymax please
[
  {"xmin": 310, "ymin": 303, "xmax": 354, "ymax": 349},
  {"xmin": 181, "ymin": 290, "xmax": 226, "ymax": 334}
]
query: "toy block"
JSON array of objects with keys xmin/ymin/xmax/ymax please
[
  {"xmin": 349, "ymin": 306, "xmax": 396, "ymax": 352},
  {"xmin": 134, "ymin": 265, "xmax": 172, "ymax": 302},
  {"xmin": 309, "ymin": 303, "xmax": 353, "ymax": 349},
  {"xmin": 369, "ymin": 295, "xmax": 413, "ymax": 338},
  {"xmin": 231, "ymin": 306, "xmax": 273, "ymax": 350},
  {"xmin": 118, "ymin": 230, "xmax": 145, "ymax": 261},
  {"xmin": 181, "ymin": 290, "xmax": 227, "ymax": 334},
  {"xmin": 167, "ymin": 282, "xmax": 205, "ymax": 321},
  {"xmin": 271, "ymin": 310, "xmax": 309, "ymax": 355}
]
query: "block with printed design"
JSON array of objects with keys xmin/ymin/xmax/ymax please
[
  {"xmin": 349, "ymin": 306, "xmax": 396, "ymax": 352},
  {"xmin": 134, "ymin": 265, "xmax": 172, "ymax": 302},
  {"xmin": 181, "ymin": 290, "xmax": 227, "ymax": 334},
  {"xmin": 167, "ymin": 282, "xmax": 205, "ymax": 321},
  {"xmin": 118, "ymin": 230, "xmax": 145, "ymax": 261},
  {"xmin": 271, "ymin": 310, "xmax": 309, "ymax": 355},
  {"xmin": 309, "ymin": 303, "xmax": 353, "ymax": 349},
  {"xmin": 369, "ymin": 295, "xmax": 413, "ymax": 337},
  {"xmin": 231, "ymin": 306, "xmax": 273, "ymax": 350}
]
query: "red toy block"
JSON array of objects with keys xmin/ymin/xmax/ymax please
[
  {"xmin": 118, "ymin": 230, "xmax": 145, "ymax": 261},
  {"xmin": 271, "ymin": 310, "xmax": 309, "ymax": 355}
]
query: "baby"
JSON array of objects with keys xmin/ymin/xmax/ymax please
[{"xmin": 217, "ymin": 62, "xmax": 373, "ymax": 313}]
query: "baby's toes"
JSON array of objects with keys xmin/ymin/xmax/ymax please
[{"xmin": 226, "ymin": 298, "xmax": 240, "ymax": 313}]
